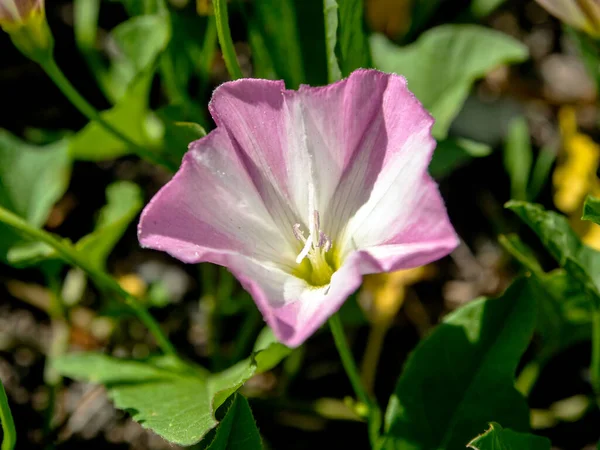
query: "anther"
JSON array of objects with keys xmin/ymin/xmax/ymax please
[
  {"xmin": 319, "ymin": 232, "xmax": 332, "ymax": 252},
  {"xmin": 293, "ymin": 223, "xmax": 306, "ymax": 242}
]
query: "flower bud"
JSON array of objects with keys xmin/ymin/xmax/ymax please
[
  {"xmin": 0, "ymin": 0, "xmax": 53, "ymax": 63},
  {"xmin": 536, "ymin": 0, "xmax": 600, "ymax": 37}
]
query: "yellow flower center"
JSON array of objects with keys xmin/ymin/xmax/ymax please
[{"xmin": 292, "ymin": 210, "xmax": 334, "ymax": 286}]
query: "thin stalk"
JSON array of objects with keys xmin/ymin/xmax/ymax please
[
  {"xmin": 0, "ymin": 379, "xmax": 16, "ymax": 450},
  {"xmin": 0, "ymin": 205, "xmax": 177, "ymax": 358},
  {"xmin": 328, "ymin": 313, "xmax": 380, "ymax": 446},
  {"xmin": 40, "ymin": 58, "xmax": 176, "ymax": 172},
  {"xmin": 360, "ymin": 325, "xmax": 387, "ymax": 394},
  {"xmin": 197, "ymin": 15, "xmax": 218, "ymax": 96},
  {"xmin": 213, "ymin": 0, "xmax": 243, "ymax": 80},
  {"xmin": 591, "ymin": 309, "xmax": 600, "ymax": 395}
]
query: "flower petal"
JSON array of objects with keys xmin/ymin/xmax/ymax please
[
  {"xmin": 138, "ymin": 129, "xmax": 297, "ymax": 269},
  {"xmin": 228, "ymin": 251, "xmax": 379, "ymax": 347},
  {"xmin": 208, "ymin": 78, "xmax": 300, "ymax": 233},
  {"xmin": 322, "ymin": 73, "xmax": 459, "ymax": 264}
]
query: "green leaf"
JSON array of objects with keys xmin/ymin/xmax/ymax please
[
  {"xmin": 382, "ymin": 277, "xmax": 535, "ymax": 449},
  {"xmin": 251, "ymin": 0, "xmax": 305, "ymax": 88},
  {"xmin": 430, "ymin": 137, "xmax": 492, "ymax": 178},
  {"xmin": 583, "ymin": 195, "xmax": 600, "ymax": 224},
  {"xmin": 0, "ymin": 378, "xmax": 16, "ymax": 450},
  {"xmin": 69, "ymin": 12, "xmax": 172, "ymax": 162},
  {"xmin": 206, "ymin": 394, "xmax": 263, "ymax": 450},
  {"xmin": 69, "ymin": 75, "xmax": 151, "ymax": 161},
  {"xmin": 9, "ymin": 181, "xmax": 143, "ymax": 269},
  {"xmin": 323, "ymin": 0, "xmax": 342, "ymax": 83},
  {"xmin": 499, "ymin": 233, "xmax": 544, "ymax": 275},
  {"xmin": 534, "ymin": 270, "xmax": 592, "ymax": 357},
  {"xmin": 335, "ymin": 0, "xmax": 371, "ymax": 76},
  {"xmin": 504, "ymin": 117, "xmax": 533, "ymax": 201},
  {"xmin": 500, "ymin": 233, "xmax": 592, "ymax": 363},
  {"xmin": 75, "ymin": 181, "xmax": 143, "ymax": 269},
  {"xmin": 54, "ymin": 338, "xmax": 289, "ymax": 446},
  {"xmin": 528, "ymin": 144, "xmax": 556, "ymax": 201},
  {"xmin": 468, "ymin": 422, "xmax": 551, "ymax": 450},
  {"xmin": 73, "ymin": 0, "xmax": 100, "ymax": 51},
  {"xmin": 54, "ymin": 354, "xmax": 212, "ymax": 446},
  {"xmin": 506, "ymin": 201, "xmax": 600, "ymax": 305},
  {"xmin": 103, "ymin": 14, "xmax": 171, "ymax": 102},
  {"xmin": 470, "ymin": 0, "xmax": 508, "ymax": 18},
  {"xmin": 155, "ymin": 105, "xmax": 207, "ymax": 166},
  {"xmin": 0, "ymin": 131, "xmax": 71, "ymax": 263},
  {"xmin": 370, "ymin": 25, "xmax": 528, "ymax": 138}
]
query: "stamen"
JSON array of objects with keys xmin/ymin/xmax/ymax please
[
  {"xmin": 293, "ymin": 223, "xmax": 306, "ymax": 242},
  {"xmin": 292, "ymin": 210, "xmax": 332, "ymax": 268},
  {"xmin": 319, "ymin": 232, "xmax": 332, "ymax": 252},
  {"xmin": 296, "ymin": 237, "xmax": 312, "ymax": 264}
]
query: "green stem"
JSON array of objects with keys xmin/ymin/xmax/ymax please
[
  {"xmin": 323, "ymin": 0, "xmax": 342, "ymax": 83},
  {"xmin": 328, "ymin": 313, "xmax": 380, "ymax": 446},
  {"xmin": 591, "ymin": 309, "xmax": 600, "ymax": 395},
  {"xmin": 213, "ymin": 0, "xmax": 244, "ymax": 80},
  {"xmin": 40, "ymin": 58, "xmax": 176, "ymax": 172},
  {"xmin": 197, "ymin": 15, "xmax": 218, "ymax": 96},
  {"xmin": 0, "ymin": 379, "xmax": 16, "ymax": 450},
  {"xmin": 0, "ymin": 205, "xmax": 177, "ymax": 358}
]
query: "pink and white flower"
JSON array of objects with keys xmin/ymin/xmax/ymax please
[{"xmin": 138, "ymin": 69, "xmax": 458, "ymax": 347}]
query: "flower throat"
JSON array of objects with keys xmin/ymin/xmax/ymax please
[{"xmin": 293, "ymin": 210, "xmax": 334, "ymax": 286}]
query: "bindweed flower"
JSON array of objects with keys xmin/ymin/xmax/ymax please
[
  {"xmin": 0, "ymin": 0, "xmax": 53, "ymax": 63},
  {"xmin": 138, "ymin": 69, "xmax": 458, "ymax": 347},
  {"xmin": 536, "ymin": 0, "xmax": 600, "ymax": 37}
]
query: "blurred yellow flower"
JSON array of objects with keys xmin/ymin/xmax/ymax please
[
  {"xmin": 536, "ymin": 0, "xmax": 600, "ymax": 37},
  {"xmin": 359, "ymin": 266, "xmax": 433, "ymax": 327},
  {"xmin": 118, "ymin": 274, "xmax": 148, "ymax": 298},
  {"xmin": 554, "ymin": 106, "xmax": 600, "ymax": 249},
  {"xmin": 358, "ymin": 266, "xmax": 433, "ymax": 391}
]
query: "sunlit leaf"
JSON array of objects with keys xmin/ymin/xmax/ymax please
[
  {"xmin": 335, "ymin": 0, "xmax": 371, "ymax": 76},
  {"xmin": 54, "ymin": 336, "xmax": 288, "ymax": 446},
  {"xmin": 9, "ymin": 181, "xmax": 143, "ymax": 269},
  {"xmin": 69, "ymin": 75, "xmax": 151, "ymax": 161},
  {"xmin": 323, "ymin": 0, "xmax": 342, "ymax": 82},
  {"xmin": 583, "ymin": 195, "xmax": 600, "ymax": 224},
  {"xmin": 0, "ymin": 131, "xmax": 71, "ymax": 263},
  {"xmin": 371, "ymin": 25, "xmax": 528, "ymax": 138},
  {"xmin": 76, "ymin": 181, "xmax": 143, "ymax": 269},
  {"xmin": 468, "ymin": 422, "xmax": 551, "ymax": 450},
  {"xmin": 506, "ymin": 201, "xmax": 600, "ymax": 305},
  {"xmin": 103, "ymin": 14, "xmax": 171, "ymax": 102},
  {"xmin": 382, "ymin": 278, "xmax": 535, "ymax": 449}
]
